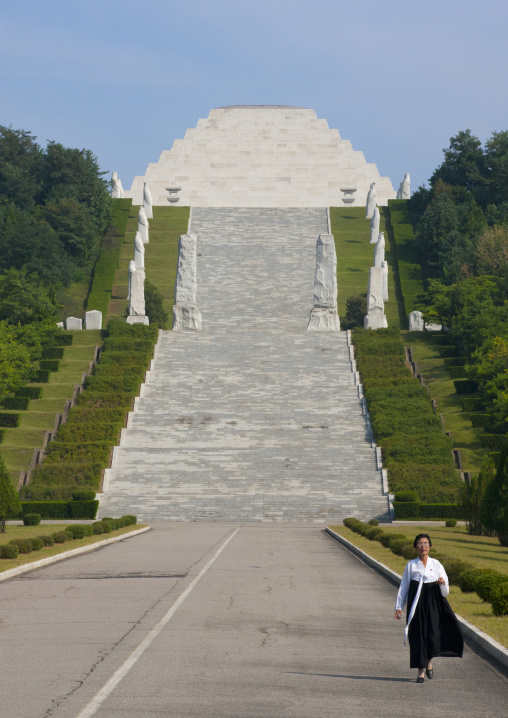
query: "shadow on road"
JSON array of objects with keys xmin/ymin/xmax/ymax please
[{"xmin": 288, "ymin": 672, "xmax": 413, "ymax": 683}]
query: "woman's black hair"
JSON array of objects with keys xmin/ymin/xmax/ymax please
[{"xmin": 413, "ymin": 533, "xmax": 432, "ymax": 549}]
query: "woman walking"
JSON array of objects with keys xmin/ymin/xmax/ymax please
[{"xmin": 394, "ymin": 533, "xmax": 463, "ymax": 682}]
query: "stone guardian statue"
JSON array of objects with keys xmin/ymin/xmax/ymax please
[
  {"xmin": 138, "ymin": 206, "xmax": 149, "ymax": 244},
  {"xmin": 366, "ymin": 182, "xmax": 377, "ymax": 219},
  {"xmin": 374, "ymin": 232, "xmax": 385, "ymax": 268},
  {"xmin": 370, "ymin": 207, "xmax": 380, "ymax": 244},
  {"xmin": 401, "ymin": 173, "xmax": 410, "ymax": 199},
  {"xmin": 111, "ymin": 171, "xmax": 124, "ymax": 199},
  {"xmin": 143, "ymin": 182, "xmax": 153, "ymax": 219},
  {"xmin": 134, "ymin": 232, "xmax": 145, "ymax": 270}
]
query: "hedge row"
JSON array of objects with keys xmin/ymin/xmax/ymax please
[
  {"xmin": 479, "ymin": 434, "xmax": 508, "ymax": 450},
  {"xmin": 342, "ymin": 518, "xmax": 508, "ymax": 614},
  {"xmin": 15, "ymin": 386, "xmax": 43, "ymax": 400},
  {"xmin": 41, "ymin": 347, "xmax": 64, "ymax": 360},
  {"xmin": 20, "ymin": 500, "xmax": 99, "ymax": 519},
  {"xmin": 86, "ymin": 198, "xmax": 132, "ymax": 317},
  {"xmin": 461, "ymin": 397, "xmax": 484, "ymax": 412},
  {"xmin": 39, "ymin": 359, "xmax": 60, "ymax": 372},
  {"xmin": 393, "ymin": 502, "xmax": 464, "ymax": 519},
  {"xmin": 352, "ymin": 327, "xmax": 460, "ymax": 503},
  {"xmin": 31, "ymin": 369, "xmax": 50, "ymax": 383},
  {"xmin": 0, "ymin": 413, "xmax": 21, "ymax": 428},
  {"xmin": 2, "ymin": 397, "xmax": 30, "ymax": 410},
  {"xmin": 0, "ymin": 516, "xmax": 137, "ymax": 559},
  {"xmin": 20, "ymin": 320, "xmax": 158, "ymax": 501},
  {"xmin": 453, "ymin": 379, "xmax": 479, "ymax": 394}
]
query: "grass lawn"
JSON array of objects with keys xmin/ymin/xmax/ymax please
[
  {"xmin": 329, "ymin": 523, "xmax": 508, "ymax": 648},
  {"xmin": 404, "ymin": 331, "xmax": 486, "ymax": 473},
  {"xmin": 330, "ymin": 206, "xmax": 407, "ymax": 329},
  {"xmin": 107, "ymin": 205, "xmax": 189, "ymax": 323},
  {"xmin": 0, "ymin": 523, "xmax": 148, "ymax": 573},
  {"xmin": 2, "ymin": 329, "xmax": 103, "ymax": 483}
]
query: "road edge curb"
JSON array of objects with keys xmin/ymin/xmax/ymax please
[
  {"xmin": 0, "ymin": 526, "xmax": 151, "ymax": 582},
  {"xmin": 325, "ymin": 527, "xmax": 508, "ymax": 670}
]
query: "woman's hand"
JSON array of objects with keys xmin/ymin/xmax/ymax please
[
  {"xmin": 394, "ymin": 609, "xmax": 402, "ymax": 620},
  {"xmin": 437, "ymin": 577, "xmax": 445, "ymax": 586}
]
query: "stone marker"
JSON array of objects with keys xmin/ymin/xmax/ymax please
[
  {"xmin": 408, "ymin": 310, "xmax": 424, "ymax": 331},
  {"xmin": 370, "ymin": 206, "xmax": 380, "ymax": 244},
  {"xmin": 366, "ymin": 182, "xmax": 377, "ymax": 219},
  {"xmin": 128, "ymin": 260, "xmax": 149, "ymax": 324},
  {"xmin": 173, "ymin": 304, "xmax": 202, "ymax": 331},
  {"xmin": 134, "ymin": 232, "xmax": 145, "ymax": 270},
  {"xmin": 56, "ymin": 322, "xmax": 64, "ymax": 329},
  {"xmin": 175, "ymin": 234, "xmax": 198, "ymax": 304},
  {"xmin": 138, "ymin": 206, "xmax": 149, "ymax": 244},
  {"xmin": 84, "ymin": 310, "xmax": 102, "ymax": 330},
  {"xmin": 65, "ymin": 316, "xmax": 82, "ymax": 330},
  {"xmin": 143, "ymin": 182, "xmax": 153, "ymax": 219},
  {"xmin": 364, "ymin": 267, "xmax": 388, "ymax": 329},
  {"xmin": 173, "ymin": 234, "xmax": 202, "ymax": 330},
  {"xmin": 374, "ymin": 232, "xmax": 385, "ymax": 268},
  {"xmin": 381, "ymin": 260, "xmax": 389, "ymax": 301},
  {"xmin": 401, "ymin": 173, "xmax": 410, "ymax": 199},
  {"xmin": 111, "ymin": 171, "xmax": 125, "ymax": 199},
  {"xmin": 307, "ymin": 234, "xmax": 340, "ymax": 331}
]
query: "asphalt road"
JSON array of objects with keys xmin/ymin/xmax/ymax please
[{"xmin": 0, "ymin": 523, "xmax": 506, "ymax": 718}]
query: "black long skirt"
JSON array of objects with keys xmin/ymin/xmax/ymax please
[{"xmin": 406, "ymin": 580, "xmax": 464, "ymax": 669}]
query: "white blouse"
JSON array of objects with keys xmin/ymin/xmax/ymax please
[{"xmin": 395, "ymin": 557, "xmax": 449, "ymax": 611}]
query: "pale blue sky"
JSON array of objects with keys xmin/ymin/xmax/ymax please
[{"xmin": 1, "ymin": 0, "xmax": 507, "ymax": 194}]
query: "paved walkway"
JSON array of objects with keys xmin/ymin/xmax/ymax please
[
  {"xmin": 100, "ymin": 209, "xmax": 388, "ymax": 521},
  {"xmin": 0, "ymin": 525, "xmax": 506, "ymax": 717}
]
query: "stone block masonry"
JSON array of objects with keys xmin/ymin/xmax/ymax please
[
  {"xmin": 125, "ymin": 107, "xmax": 396, "ymax": 208},
  {"xmin": 100, "ymin": 208, "xmax": 389, "ymax": 522}
]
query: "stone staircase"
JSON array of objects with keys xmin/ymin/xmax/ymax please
[{"xmin": 99, "ymin": 208, "xmax": 390, "ymax": 522}]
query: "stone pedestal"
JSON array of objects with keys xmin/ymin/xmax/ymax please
[
  {"xmin": 307, "ymin": 307, "xmax": 340, "ymax": 331},
  {"xmin": 84, "ymin": 310, "xmax": 102, "ymax": 330},
  {"xmin": 408, "ymin": 310, "xmax": 424, "ymax": 331},
  {"xmin": 126, "ymin": 315, "xmax": 149, "ymax": 325},
  {"xmin": 173, "ymin": 304, "xmax": 202, "ymax": 331},
  {"xmin": 65, "ymin": 317, "xmax": 82, "ymax": 330},
  {"xmin": 364, "ymin": 267, "xmax": 387, "ymax": 330}
]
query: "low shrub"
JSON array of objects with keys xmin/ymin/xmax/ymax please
[
  {"xmin": 92, "ymin": 522, "xmax": 105, "ymax": 534},
  {"xmin": 41, "ymin": 347, "xmax": 64, "ymax": 360},
  {"xmin": 394, "ymin": 502, "xmax": 463, "ymax": 520},
  {"xmin": 72, "ymin": 490, "xmax": 96, "ymax": 501},
  {"xmin": 23, "ymin": 513, "xmax": 42, "ymax": 526},
  {"xmin": 9, "ymin": 538, "xmax": 32, "ymax": 554},
  {"xmin": 453, "ymin": 379, "xmax": 479, "ymax": 394},
  {"xmin": 491, "ymin": 583, "xmax": 508, "ymax": 616},
  {"xmin": 122, "ymin": 515, "xmax": 137, "ymax": 525},
  {"xmin": 479, "ymin": 434, "xmax": 508, "ymax": 450},
  {"xmin": 394, "ymin": 490, "xmax": 420, "ymax": 503},
  {"xmin": 39, "ymin": 360, "xmax": 60, "ymax": 372},
  {"xmin": 38, "ymin": 534, "xmax": 54, "ymax": 547},
  {"xmin": 458, "ymin": 568, "xmax": 487, "ymax": 594},
  {"xmin": 15, "ymin": 386, "xmax": 43, "ymax": 400},
  {"xmin": 0, "ymin": 413, "xmax": 21, "ymax": 428},
  {"xmin": 69, "ymin": 500, "xmax": 99, "ymax": 519},
  {"xmin": 379, "ymin": 532, "xmax": 407, "ymax": 548},
  {"xmin": 21, "ymin": 502, "xmax": 71, "ymax": 519},
  {"xmin": 30, "ymin": 537, "xmax": 44, "ymax": 551},
  {"xmin": 0, "ymin": 544, "xmax": 19, "ymax": 558},
  {"xmin": 440, "ymin": 558, "xmax": 475, "ymax": 585},
  {"xmin": 368, "ymin": 518, "xmax": 379, "ymax": 526},
  {"xmin": 2, "ymin": 397, "xmax": 30, "ymax": 410},
  {"xmin": 390, "ymin": 538, "xmax": 413, "ymax": 556},
  {"xmin": 365, "ymin": 526, "xmax": 384, "ymax": 541},
  {"xmin": 52, "ymin": 531, "xmax": 69, "ymax": 543},
  {"xmin": 469, "ymin": 413, "xmax": 492, "ymax": 429},
  {"xmin": 401, "ymin": 543, "xmax": 417, "ymax": 560},
  {"xmin": 31, "ymin": 369, "xmax": 51, "ymax": 383},
  {"xmin": 382, "ymin": 433, "xmax": 453, "ymax": 466},
  {"xmin": 387, "ymin": 464, "xmax": 462, "ymax": 503},
  {"xmin": 65, "ymin": 525, "xmax": 88, "ymax": 539},
  {"xmin": 447, "ymin": 366, "xmax": 467, "ymax": 379},
  {"xmin": 460, "ymin": 397, "xmax": 484, "ymax": 412},
  {"xmin": 53, "ymin": 333, "xmax": 73, "ymax": 347},
  {"xmin": 445, "ymin": 519, "xmax": 457, "ymax": 527},
  {"xmin": 476, "ymin": 571, "xmax": 508, "ymax": 602}
]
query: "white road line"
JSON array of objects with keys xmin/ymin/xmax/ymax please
[{"xmin": 75, "ymin": 527, "xmax": 240, "ymax": 718}]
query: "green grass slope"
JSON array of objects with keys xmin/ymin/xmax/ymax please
[{"xmin": 107, "ymin": 205, "xmax": 190, "ymax": 321}]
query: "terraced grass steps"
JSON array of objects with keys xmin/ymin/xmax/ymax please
[
  {"xmin": 330, "ymin": 206, "xmax": 406, "ymax": 328},
  {"xmin": 107, "ymin": 205, "xmax": 190, "ymax": 322},
  {"xmin": 99, "ymin": 207, "xmax": 390, "ymax": 522},
  {"xmin": 2, "ymin": 331, "xmax": 102, "ymax": 484}
]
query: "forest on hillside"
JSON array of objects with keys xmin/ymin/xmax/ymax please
[
  {"xmin": 0, "ymin": 126, "xmax": 112, "ymax": 399},
  {"xmin": 411, "ymin": 129, "xmax": 508, "ymax": 435}
]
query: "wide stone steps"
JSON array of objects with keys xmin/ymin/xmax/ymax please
[{"xmin": 99, "ymin": 207, "xmax": 389, "ymax": 522}]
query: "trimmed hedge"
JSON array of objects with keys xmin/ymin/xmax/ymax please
[
  {"xmin": 0, "ymin": 544, "xmax": 19, "ymax": 558},
  {"xmin": 437, "ymin": 346, "xmax": 459, "ymax": 358},
  {"xmin": 41, "ymin": 347, "xmax": 64, "ymax": 360},
  {"xmin": 19, "ymin": 500, "xmax": 98, "ymax": 519},
  {"xmin": 2, "ymin": 397, "xmax": 30, "ymax": 410},
  {"xmin": 460, "ymin": 397, "xmax": 484, "ymax": 412},
  {"xmin": 72, "ymin": 490, "xmax": 96, "ymax": 501},
  {"xmin": 0, "ymin": 413, "xmax": 21, "ymax": 428},
  {"xmin": 492, "ymin": 584, "xmax": 508, "ymax": 616},
  {"xmin": 39, "ymin": 360, "xmax": 60, "ymax": 372},
  {"xmin": 53, "ymin": 333, "xmax": 73, "ymax": 347},
  {"xmin": 454, "ymin": 379, "xmax": 479, "ymax": 394},
  {"xmin": 31, "ymin": 369, "xmax": 51, "ymax": 383},
  {"xmin": 447, "ymin": 366, "xmax": 467, "ymax": 379},
  {"xmin": 393, "ymin": 502, "xmax": 464, "ymax": 520},
  {"xmin": 479, "ymin": 434, "xmax": 508, "ymax": 450},
  {"xmin": 23, "ymin": 513, "xmax": 41, "ymax": 526},
  {"xmin": 23, "ymin": 319, "xmax": 158, "ymax": 500},
  {"xmin": 388, "ymin": 464, "xmax": 461, "ymax": 503},
  {"xmin": 69, "ymin": 500, "xmax": 99, "ymax": 519},
  {"xmin": 443, "ymin": 357, "xmax": 467, "ymax": 368},
  {"xmin": 469, "ymin": 413, "xmax": 491, "ymax": 429},
  {"xmin": 15, "ymin": 386, "xmax": 43, "ymax": 400}
]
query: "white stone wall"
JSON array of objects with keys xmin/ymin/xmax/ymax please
[{"xmin": 125, "ymin": 106, "xmax": 396, "ymax": 208}]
